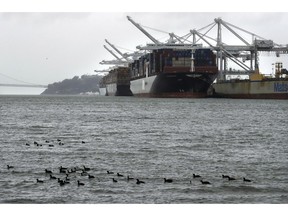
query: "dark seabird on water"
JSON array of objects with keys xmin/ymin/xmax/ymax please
[
  {"xmin": 127, "ymin": 176, "xmax": 134, "ymax": 181},
  {"xmin": 193, "ymin": 174, "xmax": 201, "ymax": 178},
  {"xmin": 77, "ymin": 180, "xmax": 85, "ymax": 186},
  {"xmin": 200, "ymin": 180, "xmax": 211, "ymax": 185},
  {"xmin": 243, "ymin": 177, "xmax": 252, "ymax": 182},
  {"xmin": 136, "ymin": 179, "xmax": 145, "ymax": 184},
  {"xmin": 45, "ymin": 169, "xmax": 53, "ymax": 174},
  {"xmin": 88, "ymin": 174, "xmax": 95, "ymax": 179},
  {"xmin": 7, "ymin": 165, "xmax": 14, "ymax": 169},
  {"xmin": 37, "ymin": 179, "xmax": 44, "ymax": 183},
  {"xmin": 228, "ymin": 176, "xmax": 236, "ymax": 181},
  {"xmin": 83, "ymin": 165, "xmax": 90, "ymax": 171},
  {"xmin": 50, "ymin": 175, "xmax": 57, "ymax": 180},
  {"xmin": 164, "ymin": 178, "xmax": 173, "ymax": 183}
]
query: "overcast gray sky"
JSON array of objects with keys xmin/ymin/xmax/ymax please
[{"xmin": 1, "ymin": 1, "xmax": 288, "ymax": 94}]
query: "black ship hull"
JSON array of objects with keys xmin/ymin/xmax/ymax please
[{"xmin": 130, "ymin": 72, "xmax": 217, "ymax": 97}]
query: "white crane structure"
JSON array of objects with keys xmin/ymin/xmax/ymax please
[
  {"xmin": 94, "ymin": 68, "xmax": 111, "ymax": 75},
  {"xmin": 127, "ymin": 16, "xmax": 203, "ymax": 50},
  {"xmin": 127, "ymin": 16, "xmax": 288, "ymax": 81},
  {"xmin": 99, "ymin": 39, "xmax": 130, "ymax": 66},
  {"xmin": 127, "ymin": 16, "xmax": 161, "ymax": 45},
  {"xmin": 105, "ymin": 39, "xmax": 131, "ymax": 62},
  {"xmin": 99, "ymin": 39, "xmax": 145, "ymax": 67},
  {"xmin": 103, "ymin": 45, "xmax": 122, "ymax": 61}
]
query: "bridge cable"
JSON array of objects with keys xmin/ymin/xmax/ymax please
[{"xmin": 0, "ymin": 72, "xmax": 43, "ymax": 86}]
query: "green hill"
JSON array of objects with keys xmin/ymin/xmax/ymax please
[{"xmin": 41, "ymin": 74, "xmax": 102, "ymax": 95}]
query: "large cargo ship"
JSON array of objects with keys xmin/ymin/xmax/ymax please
[
  {"xmin": 100, "ymin": 67, "xmax": 132, "ymax": 96},
  {"xmin": 212, "ymin": 68, "xmax": 288, "ymax": 99},
  {"xmin": 100, "ymin": 48, "xmax": 218, "ymax": 97}
]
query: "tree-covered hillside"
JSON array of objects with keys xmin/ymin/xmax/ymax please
[{"xmin": 41, "ymin": 75, "xmax": 102, "ymax": 95}]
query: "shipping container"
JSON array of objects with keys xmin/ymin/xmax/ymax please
[
  {"xmin": 194, "ymin": 66, "xmax": 218, "ymax": 73},
  {"xmin": 163, "ymin": 66, "xmax": 191, "ymax": 73}
]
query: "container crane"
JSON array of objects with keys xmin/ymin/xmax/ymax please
[
  {"xmin": 127, "ymin": 16, "xmax": 203, "ymax": 50},
  {"xmin": 100, "ymin": 40, "xmax": 133, "ymax": 66},
  {"xmin": 214, "ymin": 18, "xmax": 288, "ymax": 80},
  {"xmin": 122, "ymin": 51, "xmax": 144, "ymax": 60},
  {"xmin": 127, "ymin": 16, "xmax": 161, "ymax": 45},
  {"xmin": 101, "ymin": 39, "xmax": 146, "ymax": 66},
  {"xmin": 94, "ymin": 69, "xmax": 110, "ymax": 73},
  {"xmin": 127, "ymin": 16, "xmax": 190, "ymax": 46},
  {"xmin": 100, "ymin": 17, "xmax": 288, "ymax": 82},
  {"xmin": 103, "ymin": 45, "xmax": 122, "ymax": 61},
  {"xmin": 183, "ymin": 18, "xmax": 288, "ymax": 80},
  {"xmin": 105, "ymin": 39, "xmax": 132, "ymax": 62},
  {"xmin": 127, "ymin": 16, "xmax": 201, "ymax": 50},
  {"xmin": 168, "ymin": 33, "xmax": 185, "ymax": 44},
  {"xmin": 94, "ymin": 67, "xmax": 117, "ymax": 75},
  {"xmin": 99, "ymin": 59, "xmax": 128, "ymax": 65}
]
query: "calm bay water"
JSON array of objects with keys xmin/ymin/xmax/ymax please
[{"xmin": 0, "ymin": 95, "xmax": 287, "ymax": 204}]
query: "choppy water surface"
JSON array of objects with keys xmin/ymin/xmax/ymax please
[{"xmin": 0, "ymin": 95, "xmax": 287, "ymax": 203}]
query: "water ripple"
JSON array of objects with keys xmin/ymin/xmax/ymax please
[{"xmin": 0, "ymin": 96, "xmax": 287, "ymax": 203}]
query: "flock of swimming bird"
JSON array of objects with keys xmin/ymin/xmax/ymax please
[
  {"xmin": 6, "ymin": 163, "xmax": 151, "ymax": 187},
  {"xmin": 24, "ymin": 139, "xmax": 76, "ymax": 148},
  {"xmin": 5, "ymin": 139, "xmax": 253, "ymax": 188},
  {"xmin": 6, "ymin": 164, "xmax": 252, "ymax": 187}
]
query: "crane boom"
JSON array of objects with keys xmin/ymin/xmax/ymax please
[
  {"xmin": 127, "ymin": 16, "xmax": 160, "ymax": 45},
  {"xmin": 99, "ymin": 60, "xmax": 128, "ymax": 65},
  {"xmin": 216, "ymin": 18, "xmax": 250, "ymax": 46},
  {"xmin": 105, "ymin": 39, "xmax": 130, "ymax": 61},
  {"xmin": 103, "ymin": 45, "xmax": 121, "ymax": 60}
]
